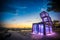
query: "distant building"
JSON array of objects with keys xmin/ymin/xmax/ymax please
[{"xmin": 32, "ymin": 11, "xmax": 53, "ymax": 35}]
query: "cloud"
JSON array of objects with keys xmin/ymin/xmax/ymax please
[
  {"xmin": 10, "ymin": 5, "xmax": 27, "ymax": 9},
  {"xmin": 41, "ymin": 8, "xmax": 46, "ymax": 12},
  {"xmin": 19, "ymin": 7, "xmax": 27, "ymax": 9}
]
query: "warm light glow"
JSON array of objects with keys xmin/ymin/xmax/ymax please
[
  {"xmin": 2, "ymin": 15, "xmax": 41, "ymax": 28},
  {"xmin": 3, "ymin": 23, "xmax": 32, "ymax": 28},
  {"xmin": 46, "ymin": 32, "xmax": 55, "ymax": 36}
]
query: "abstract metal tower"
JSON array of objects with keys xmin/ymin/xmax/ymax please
[
  {"xmin": 32, "ymin": 11, "xmax": 53, "ymax": 35},
  {"xmin": 40, "ymin": 11, "xmax": 53, "ymax": 35}
]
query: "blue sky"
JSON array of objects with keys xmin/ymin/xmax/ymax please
[{"xmin": 1, "ymin": 0, "xmax": 60, "ymax": 28}]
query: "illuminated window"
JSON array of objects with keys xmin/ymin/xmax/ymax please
[
  {"xmin": 39, "ymin": 24, "xmax": 44, "ymax": 33},
  {"xmin": 45, "ymin": 13, "xmax": 49, "ymax": 16},
  {"xmin": 44, "ymin": 17, "xmax": 48, "ymax": 22},
  {"xmin": 33, "ymin": 24, "xmax": 37, "ymax": 33},
  {"xmin": 45, "ymin": 25, "xmax": 52, "ymax": 34},
  {"xmin": 42, "ymin": 14, "xmax": 45, "ymax": 17}
]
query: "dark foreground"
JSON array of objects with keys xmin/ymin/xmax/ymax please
[{"xmin": 0, "ymin": 30, "xmax": 60, "ymax": 40}]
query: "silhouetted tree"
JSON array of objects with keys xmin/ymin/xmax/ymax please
[
  {"xmin": 47, "ymin": 0, "xmax": 60, "ymax": 12},
  {"xmin": 0, "ymin": 27, "xmax": 11, "ymax": 40}
]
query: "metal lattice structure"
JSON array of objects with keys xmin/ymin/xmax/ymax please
[{"xmin": 32, "ymin": 11, "xmax": 53, "ymax": 35}]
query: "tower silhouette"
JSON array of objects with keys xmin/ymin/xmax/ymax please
[{"xmin": 32, "ymin": 11, "xmax": 53, "ymax": 35}]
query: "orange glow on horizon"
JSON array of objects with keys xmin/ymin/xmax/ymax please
[{"xmin": 3, "ymin": 23, "xmax": 32, "ymax": 28}]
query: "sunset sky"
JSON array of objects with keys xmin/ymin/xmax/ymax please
[{"xmin": 1, "ymin": 0, "xmax": 60, "ymax": 28}]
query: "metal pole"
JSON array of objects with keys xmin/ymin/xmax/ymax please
[{"xmin": 43, "ymin": 22, "xmax": 46, "ymax": 35}]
